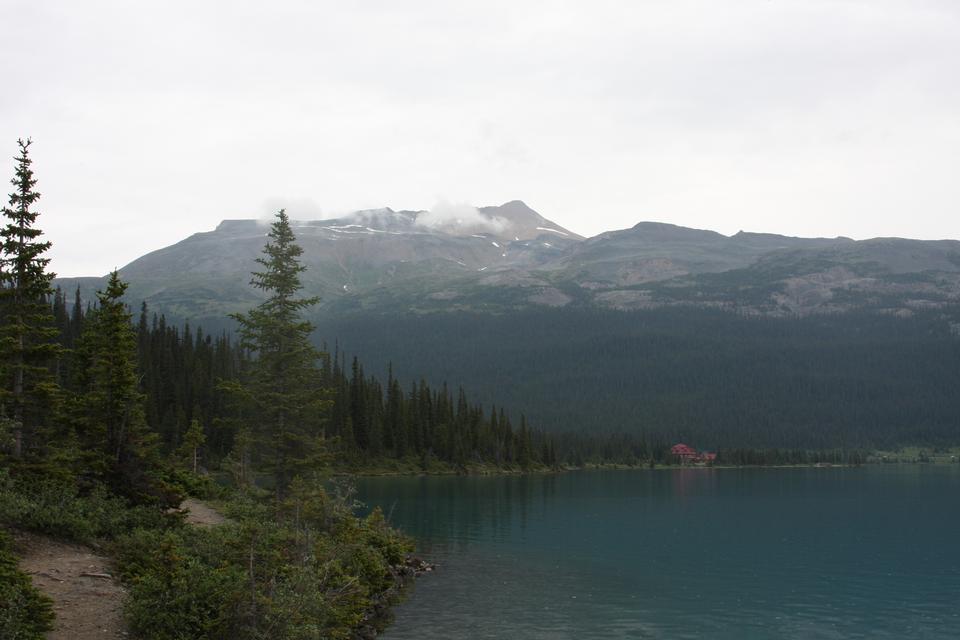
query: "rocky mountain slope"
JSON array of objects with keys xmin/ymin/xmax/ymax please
[{"xmin": 56, "ymin": 201, "xmax": 960, "ymax": 326}]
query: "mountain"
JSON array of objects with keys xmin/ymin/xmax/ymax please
[
  {"xmin": 546, "ymin": 222, "xmax": 847, "ymax": 286},
  {"xmin": 56, "ymin": 200, "xmax": 960, "ymax": 325},
  {"xmin": 60, "ymin": 200, "xmax": 586, "ymax": 324},
  {"xmin": 54, "ymin": 201, "xmax": 960, "ymax": 448},
  {"xmin": 561, "ymin": 228, "xmax": 960, "ymax": 316}
]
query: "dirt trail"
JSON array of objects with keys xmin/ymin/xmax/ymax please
[
  {"xmin": 11, "ymin": 499, "xmax": 225, "ymax": 639},
  {"xmin": 12, "ymin": 530, "xmax": 126, "ymax": 640},
  {"xmin": 180, "ymin": 497, "xmax": 228, "ymax": 527}
]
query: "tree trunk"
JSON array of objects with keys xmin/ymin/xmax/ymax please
[
  {"xmin": 275, "ymin": 412, "xmax": 285, "ymax": 505},
  {"xmin": 12, "ymin": 424, "xmax": 22, "ymax": 458},
  {"xmin": 248, "ymin": 540, "xmax": 257, "ymax": 627},
  {"xmin": 12, "ymin": 226, "xmax": 25, "ymax": 458},
  {"xmin": 12, "ymin": 331, "xmax": 23, "ymax": 458}
]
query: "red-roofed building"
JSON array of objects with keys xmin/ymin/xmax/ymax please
[
  {"xmin": 672, "ymin": 443, "xmax": 717, "ymax": 465},
  {"xmin": 671, "ymin": 443, "xmax": 698, "ymax": 461}
]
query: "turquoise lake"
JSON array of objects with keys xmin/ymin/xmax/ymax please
[{"xmin": 356, "ymin": 467, "xmax": 960, "ymax": 639}]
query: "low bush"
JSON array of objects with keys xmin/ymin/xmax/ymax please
[
  {"xmin": 0, "ymin": 528, "xmax": 54, "ymax": 640},
  {"xmin": 0, "ymin": 468, "xmax": 176, "ymax": 545},
  {"xmin": 115, "ymin": 479, "xmax": 414, "ymax": 640},
  {"xmin": 164, "ymin": 467, "xmax": 230, "ymax": 501}
]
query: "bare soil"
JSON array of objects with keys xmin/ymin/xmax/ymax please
[
  {"xmin": 10, "ymin": 499, "xmax": 226, "ymax": 639},
  {"xmin": 180, "ymin": 497, "xmax": 228, "ymax": 527},
  {"xmin": 12, "ymin": 529, "xmax": 127, "ymax": 639}
]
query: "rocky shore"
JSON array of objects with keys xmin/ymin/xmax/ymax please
[{"xmin": 354, "ymin": 555, "xmax": 436, "ymax": 639}]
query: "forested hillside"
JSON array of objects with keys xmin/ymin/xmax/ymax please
[
  {"xmin": 50, "ymin": 199, "xmax": 960, "ymax": 454},
  {"xmin": 316, "ymin": 307, "xmax": 960, "ymax": 449},
  {"xmin": 54, "ymin": 295, "xmax": 956, "ymax": 454},
  {"xmin": 48, "ymin": 288, "xmax": 557, "ymax": 473}
]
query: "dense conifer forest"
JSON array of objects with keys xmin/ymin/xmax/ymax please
[
  {"xmin": 46, "ymin": 289, "xmax": 556, "ymax": 474},
  {"xmin": 318, "ymin": 307, "xmax": 960, "ymax": 450},
  {"xmin": 49, "ymin": 291, "xmax": 872, "ymax": 471}
]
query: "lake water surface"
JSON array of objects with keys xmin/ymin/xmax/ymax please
[{"xmin": 357, "ymin": 467, "xmax": 960, "ymax": 639}]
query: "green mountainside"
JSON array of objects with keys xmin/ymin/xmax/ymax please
[{"xmin": 316, "ymin": 307, "xmax": 960, "ymax": 449}]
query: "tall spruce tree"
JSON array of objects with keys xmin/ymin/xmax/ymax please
[
  {"xmin": 231, "ymin": 210, "xmax": 327, "ymax": 501},
  {"xmin": 72, "ymin": 271, "xmax": 164, "ymax": 501},
  {"xmin": 0, "ymin": 138, "xmax": 61, "ymax": 459}
]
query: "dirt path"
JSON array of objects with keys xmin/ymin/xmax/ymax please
[
  {"xmin": 10, "ymin": 499, "xmax": 224, "ymax": 639},
  {"xmin": 180, "ymin": 497, "xmax": 228, "ymax": 527},
  {"xmin": 12, "ymin": 530, "xmax": 126, "ymax": 640}
]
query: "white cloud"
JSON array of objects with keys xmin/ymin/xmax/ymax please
[{"xmin": 416, "ymin": 200, "xmax": 509, "ymax": 235}]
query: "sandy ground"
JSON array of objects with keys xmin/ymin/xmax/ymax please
[{"xmin": 12, "ymin": 530, "xmax": 127, "ymax": 640}]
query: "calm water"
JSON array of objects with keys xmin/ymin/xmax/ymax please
[{"xmin": 356, "ymin": 467, "xmax": 960, "ymax": 639}]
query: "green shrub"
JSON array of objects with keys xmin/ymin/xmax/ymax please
[
  {"xmin": 116, "ymin": 483, "xmax": 413, "ymax": 640},
  {"xmin": 1, "ymin": 465, "xmax": 415, "ymax": 639},
  {"xmin": 360, "ymin": 506, "xmax": 413, "ymax": 568},
  {"xmin": 121, "ymin": 529, "xmax": 245, "ymax": 640},
  {"xmin": 0, "ymin": 469, "xmax": 175, "ymax": 544},
  {"xmin": 164, "ymin": 467, "xmax": 229, "ymax": 501},
  {"xmin": 0, "ymin": 529, "xmax": 54, "ymax": 640}
]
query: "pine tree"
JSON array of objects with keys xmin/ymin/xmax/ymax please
[
  {"xmin": 231, "ymin": 210, "xmax": 327, "ymax": 501},
  {"xmin": 386, "ymin": 366, "xmax": 405, "ymax": 457},
  {"xmin": 0, "ymin": 138, "xmax": 61, "ymax": 459},
  {"xmin": 69, "ymin": 286, "xmax": 83, "ymax": 344},
  {"xmin": 72, "ymin": 271, "xmax": 164, "ymax": 501},
  {"xmin": 517, "ymin": 414, "xmax": 533, "ymax": 470},
  {"xmin": 179, "ymin": 417, "xmax": 206, "ymax": 474}
]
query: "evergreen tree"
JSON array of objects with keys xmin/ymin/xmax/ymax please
[
  {"xmin": 0, "ymin": 138, "xmax": 61, "ymax": 459},
  {"xmin": 517, "ymin": 414, "xmax": 533, "ymax": 470},
  {"xmin": 178, "ymin": 417, "xmax": 206, "ymax": 474},
  {"xmin": 72, "ymin": 271, "xmax": 164, "ymax": 502},
  {"xmin": 231, "ymin": 210, "xmax": 327, "ymax": 501},
  {"xmin": 69, "ymin": 286, "xmax": 83, "ymax": 344},
  {"xmin": 386, "ymin": 366, "xmax": 405, "ymax": 456}
]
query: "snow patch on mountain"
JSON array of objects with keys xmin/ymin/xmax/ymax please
[{"xmin": 537, "ymin": 227, "xmax": 569, "ymax": 236}]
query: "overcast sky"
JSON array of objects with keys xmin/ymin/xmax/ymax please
[{"xmin": 2, "ymin": 0, "xmax": 959, "ymax": 277}]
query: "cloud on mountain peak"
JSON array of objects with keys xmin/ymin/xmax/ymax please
[{"xmin": 417, "ymin": 200, "xmax": 509, "ymax": 234}]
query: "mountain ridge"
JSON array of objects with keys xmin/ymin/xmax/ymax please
[{"xmin": 54, "ymin": 200, "xmax": 960, "ymax": 325}]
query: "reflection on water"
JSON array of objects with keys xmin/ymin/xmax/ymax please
[
  {"xmin": 357, "ymin": 467, "xmax": 960, "ymax": 639},
  {"xmin": 360, "ymin": 473, "xmax": 559, "ymax": 552}
]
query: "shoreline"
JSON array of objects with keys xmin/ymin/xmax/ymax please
[
  {"xmin": 334, "ymin": 445, "xmax": 960, "ymax": 479},
  {"xmin": 355, "ymin": 556, "xmax": 435, "ymax": 640},
  {"xmin": 341, "ymin": 458, "xmax": 960, "ymax": 478},
  {"xmin": 339, "ymin": 461, "xmax": 875, "ymax": 479}
]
